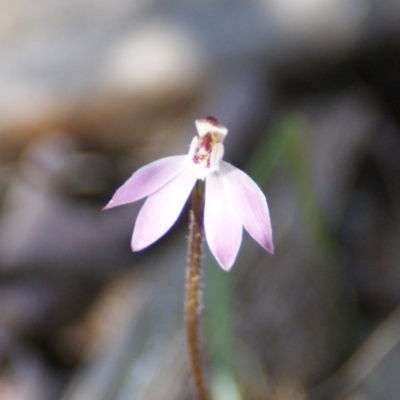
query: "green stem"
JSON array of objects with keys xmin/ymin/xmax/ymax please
[{"xmin": 186, "ymin": 180, "xmax": 208, "ymax": 400}]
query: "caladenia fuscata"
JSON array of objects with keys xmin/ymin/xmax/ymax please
[{"xmin": 104, "ymin": 117, "xmax": 274, "ymax": 399}]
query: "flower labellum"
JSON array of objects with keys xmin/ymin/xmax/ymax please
[{"xmin": 104, "ymin": 117, "xmax": 273, "ymax": 270}]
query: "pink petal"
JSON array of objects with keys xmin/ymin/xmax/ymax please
[
  {"xmin": 132, "ymin": 168, "xmax": 197, "ymax": 251},
  {"xmin": 204, "ymin": 171, "xmax": 242, "ymax": 271},
  {"xmin": 220, "ymin": 161, "xmax": 274, "ymax": 254},
  {"xmin": 103, "ymin": 156, "xmax": 187, "ymax": 209}
]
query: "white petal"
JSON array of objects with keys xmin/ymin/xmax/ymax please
[
  {"xmin": 220, "ymin": 161, "xmax": 274, "ymax": 254},
  {"xmin": 188, "ymin": 136, "xmax": 198, "ymax": 158},
  {"xmin": 104, "ymin": 155, "xmax": 187, "ymax": 209},
  {"xmin": 209, "ymin": 143, "xmax": 224, "ymax": 172},
  {"xmin": 132, "ymin": 168, "xmax": 197, "ymax": 250},
  {"xmin": 195, "ymin": 117, "xmax": 228, "ymax": 142},
  {"xmin": 204, "ymin": 171, "xmax": 242, "ymax": 271}
]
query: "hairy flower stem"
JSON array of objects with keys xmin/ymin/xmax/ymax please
[{"xmin": 186, "ymin": 180, "xmax": 208, "ymax": 400}]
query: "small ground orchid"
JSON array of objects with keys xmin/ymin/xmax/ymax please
[{"xmin": 104, "ymin": 116, "xmax": 273, "ymax": 271}]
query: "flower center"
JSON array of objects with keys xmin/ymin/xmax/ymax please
[
  {"xmin": 188, "ymin": 117, "xmax": 227, "ymax": 180},
  {"xmin": 192, "ymin": 132, "xmax": 216, "ymax": 168}
]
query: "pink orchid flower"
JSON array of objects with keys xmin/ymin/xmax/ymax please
[{"xmin": 104, "ymin": 116, "xmax": 273, "ymax": 271}]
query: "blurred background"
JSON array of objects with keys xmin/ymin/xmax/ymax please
[{"xmin": 1, "ymin": 0, "xmax": 400, "ymax": 399}]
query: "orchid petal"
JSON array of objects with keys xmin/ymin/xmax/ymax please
[
  {"xmin": 188, "ymin": 136, "xmax": 197, "ymax": 159},
  {"xmin": 195, "ymin": 117, "xmax": 228, "ymax": 142},
  {"xmin": 204, "ymin": 171, "xmax": 242, "ymax": 271},
  {"xmin": 104, "ymin": 155, "xmax": 187, "ymax": 209},
  {"xmin": 220, "ymin": 161, "xmax": 274, "ymax": 254},
  {"xmin": 209, "ymin": 143, "xmax": 224, "ymax": 172},
  {"xmin": 132, "ymin": 169, "xmax": 197, "ymax": 251}
]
